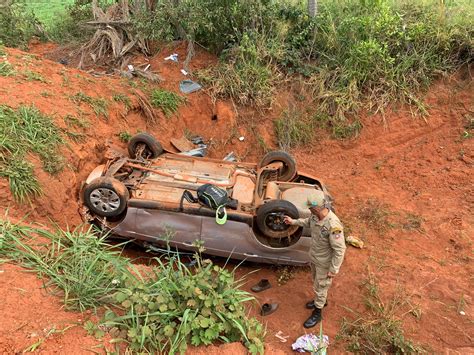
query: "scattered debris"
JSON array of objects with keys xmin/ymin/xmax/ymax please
[
  {"xmin": 170, "ymin": 136, "xmax": 195, "ymax": 152},
  {"xmin": 223, "ymin": 152, "xmax": 237, "ymax": 162},
  {"xmin": 239, "ymin": 136, "xmax": 245, "ymax": 141},
  {"xmin": 134, "ymin": 90, "xmax": 157, "ymax": 123},
  {"xmin": 345, "ymin": 235, "xmax": 364, "ymax": 248},
  {"xmin": 292, "ymin": 333, "xmax": 329, "ymax": 353},
  {"xmin": 164, "ymin": 53, "xmax": 178, "ymax": 62},
  {"xmin": 180, "ymin": 69, "xmax": 188, "ymax": 76},
  {"xmin": 179, "ymin": 79, "xmax": 202, "ymax": 94},
  {"xmin": 275, "ymin": 331, "xmax": 290, "ymax": 343}
]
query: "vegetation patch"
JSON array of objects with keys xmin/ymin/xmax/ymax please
[
  {"xmin": 0, "ymin": 105, "xmax": 65, "ymax": 202},
  {"xmin": 70, "ymin": 92, "xmax": 109, "ymax": 119},
  {"xmin": 113, "ymin": 93, "xmax": 132, "ymax": 110},
  {"xmin": 359, "ymin": 199, "xmax": 394, "ymax": 234},
  {"xmin": 117, "ymin": 131, "xmax": 132, "ymax": 143},
  {"xmin": 23, "ymin": 70, "xmax": 47, "ymax": 83},
  {"xmin": 150, "ymin": 89, "xmax": 186, "ymax": 117},
  {"xmin": 274, "ymin": 109, "xmax": 314, "ymax": 150},
  {"xmin": 338, "ymin": 272, "xmax": 423, "ymax": 353},
  {"xmin": 0, "ymin": 60, "xmax": 15, "ymax": 76},
  {"xmin": 0, "ymin": 219, "xmax": 264, "ymax": 354}
]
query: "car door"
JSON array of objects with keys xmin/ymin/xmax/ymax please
[{"xmin": 133, "ymin": 208, "xmax": 202, "ymax": 252}]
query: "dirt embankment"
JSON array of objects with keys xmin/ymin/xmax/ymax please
[{"xmin": 0, "ymin": 43, "xmax": 473, "ymax": 354}]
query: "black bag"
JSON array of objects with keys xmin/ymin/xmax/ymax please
[
  {"xmin": 180, "ymin": 184, "xmax": 238, "ymax": 211},
  {"xmin": 197, "ymin": 184, "xmax": 230, "ymax": 209}
]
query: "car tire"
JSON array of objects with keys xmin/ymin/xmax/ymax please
[
  {"xmin": 128, "ymin": 133, "xmax": 163, "ymax": 159},
  {"xmin": 256, "ymin": 200, "xmax": 299, "ymax": 239},
  {"xmin": 258, "ymin": 151, "xmax": 297, "ymax": 182},
  {"xmin": 83, "ymin": 177, "xmax": 129, "ymax": 218}
]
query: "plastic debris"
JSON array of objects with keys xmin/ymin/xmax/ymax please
[
  {"xmin": 275, "ymin": 331, "xmax": 289, "ymax": 343},
  {"xmin": 223, "ymin": 152, "xmax": 237, "ymax": 162},
  {"xmin": 127, "ymin": 64, "xmax": 134, "ymax": 72},
  {"xmin": 239, "ymin": 136, "xmax": 245, "ymax": 141},
  {"xmin": 180, "ymin": 147, "xmax": 207, "ymax": 157},
  {"xmin": 164, "ymin": 53, "xmax": 178, "ymax": 62},
  {"xmin": 460, "ymin": 311, "xmax": 466, "ymax": 316},
  {"xmin": 346, "ymin": 235, "xmax": 364, "ymax": 248},
  {"xmin": 180, "ymin": 69, "xmax": 188, "ymax": 76},
  {"xmin": 179, "ymin": 79, "xmax": 202, "ymax": 94},
  {"xmin": 292, "ymin": 334, "xmax": 329, "ymax": 353}
]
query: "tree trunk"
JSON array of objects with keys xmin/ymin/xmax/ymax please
[{"xmin": 308, "ymin": 0, "xmax": 317, "ymax": 17}]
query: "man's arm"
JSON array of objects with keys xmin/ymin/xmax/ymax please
[
  {"xmin": 284, "ymin": 216, "xmax": 310, "ymax": 228},
  {"xmin": 328, "ymin": 226, "xmax": 346, "ymax": 274}
]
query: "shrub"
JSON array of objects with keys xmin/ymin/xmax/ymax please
[
  {"xmin": 274, "ymin": 108, "xmax": 314, "ymax": 150},
  {"xmin": 0, "ymin": 1, "xmax": 39, "ymax": 48},
  {"xmin": 150, "ymin": 89, "xmax": 186, "ymax": 117}
]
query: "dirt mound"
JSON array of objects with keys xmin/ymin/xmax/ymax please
[{"xmin": 1, "ymin": 44, "xmax": 473, "ymax": 354}]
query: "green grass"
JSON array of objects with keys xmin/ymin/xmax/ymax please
[
  {"xmin": 338, "ymin": 272, "xmax": 423, "ymax": 353},
  {"xmin": 113, "ymin": 93, "xmax": 132, "ymax": 110},
  {"xmin": 63, "ymin": 114, "xmax": 89, "ymax": 129},
  {"xmin": 274, "ymin": 109, "xmax": 314, "ymax": 150},
  {"xmin": 0, "ymin": 60, "xmax": 15, "ymax": 76},
  {"xmin": 117, "ymin": 131, "xmax": 132, "ymax": 143},
  {"xmin": 0, "ymin": 105, "xmax": 64, "ymax": 202},
  {"xmin": 0, "ymin": 218, "xmax": 265, "ymax": 354},
  {"xmin": 150, "ymin": 89, "xmax": 186, "ymax": 117},
  {"xmin": 70, "ymin": 92, "xmax": 109, "ymax": 119},
  {"xmin": 23, "ymin": 70, "xmax": 47, "ymax": 83}
]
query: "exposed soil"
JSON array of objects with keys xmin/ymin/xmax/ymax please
[{"xmin": 0, "ymin": 42, "xmax": 473, "ymax": 354}]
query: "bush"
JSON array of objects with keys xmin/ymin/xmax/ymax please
[
  {"xmin": 0, "ymin": 1, "xmax": 39, "ymax": 48},
  {"xmin": 150, "ymin": 89, "xmax": 186, "ymax": 117}
]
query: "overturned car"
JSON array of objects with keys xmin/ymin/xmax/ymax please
[{"xmin": 81, "ymin": 133, "xmax": 332, "ymax": 265}]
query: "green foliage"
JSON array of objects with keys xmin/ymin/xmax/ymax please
[
  {"xmin": 117, "ymin": 131, "xmax": 132, "ymax": 143},
  {"xmin": 103, "ymin": 254, "xmax": 264, "ymax": 354},
  {"xmin": 0, "ymin": 105, "xmax": 64, "ymax": 202},
  {"xmin": 0, "ymin": 60, "xmax": 15, "ymax": 76},
  {"xmin": 150, "ymin": 89, "xmax": 186, "ymax": 117},
  {"xmin": 70, "ymin": 92, "xmax": 109, "ymax": 119},
  {"xmin": 274, "ymin": 108, "xmax": 314, "ymax": 150},
  {"xmin": 23, "ymin": 70, "xmax": 47, "ymax": 82},
  {"xmin": 339, "ymin": 272, "xmax": 423, "ymax": 353},
  {"xmin": 0, "ymin": 1, "xmax": 40, "ymax": 48},
  {"xmin": 113, "ymin": 93, "xmax": 132, "ymax": 110},
  {"xmin": 0, "ymin": 218, "xmax": 264, "ymax": 353}
]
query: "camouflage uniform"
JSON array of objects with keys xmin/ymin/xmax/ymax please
[{"xmin": 292, "ymin": 211, "xmax": 346, "ymax": 308}]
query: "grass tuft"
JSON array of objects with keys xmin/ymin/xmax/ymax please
[
  {"xmin": 0, "ymin": 60, "xmax": 15, "ymax": 76},
  {"xmin": 23, "ymin": 70, "xmax": 47, "ymax": 83},
  {"xmin": 150, "ymin": 89, "xmax": 186, "ymax": 117},
  {"xmin": 359, "ymin": 199, "xmax": 393, "ymax": 234},
  {"xmin": 338, "ymin": 271, "xmax": 423, "ymax": 353},
  {"xmin": 70, "ymin": 92, "xmax": 109, "ymax": 119},
  {"xmin": 0, "ymin": 105, "xmax": 64, "ymax": 202},
  {"xmin": 274, "ymin": 108, "xmax": 314, "ymax": 150},
  {"xmin": 117, "ymin": 131, "xmax": 132, "ymax": 143},
  {"xmin": 113, "ymin": 93, "xmax": 132, "ymax": 110}
]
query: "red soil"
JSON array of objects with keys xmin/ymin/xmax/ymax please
[{"xmin": 0, "ymin": 42, "xmax": 473, "ymax": 354}]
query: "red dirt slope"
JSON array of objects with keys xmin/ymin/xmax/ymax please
[{"xmin": 0, "ymin": 43, "xmax": 473, "ymax": 354}]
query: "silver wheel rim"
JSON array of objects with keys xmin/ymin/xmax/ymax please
[{"xmin": 89, "ymin": 188, "xmax": 121, "ymax": 213}]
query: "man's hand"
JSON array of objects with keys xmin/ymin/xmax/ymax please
[
  {"xmin": 283, "ymin": 216, "xmax": 293, "ymax": 225},
  {"xmin": 327, "ymin": 271, "xmax": 336, "ymax": 278}
]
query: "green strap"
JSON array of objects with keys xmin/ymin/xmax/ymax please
[{"xmin": 216, "ymin": 205, "xmax": 227, "ymax": 225}]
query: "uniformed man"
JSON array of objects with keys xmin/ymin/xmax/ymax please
[{"xmin": 284, "ymin": 190, "xmax": 346, "ymax": 328}]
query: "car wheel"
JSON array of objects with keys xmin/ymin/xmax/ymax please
[
  {"xmin": 258, "ymin": 151, "xmax": 297, "ymax": 182},
  {"xmin": 128, "ymin": 133, "xmax": 163, "ymax": 159},
  {"xmin": 83, "ymin": 177, "xmax": 129, "ymax": 218},
  {"xmin": 256, "ymin": 200, "xmax": 299, "ymax": 239}
]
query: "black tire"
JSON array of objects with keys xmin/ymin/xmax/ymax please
[
  {"xmin": 127, "ymin": 133, "xmax": 163, "ymax": 159},
  {"xmin": 258, "ymin": 151, "xmax": 297, "ymax": 182},
  {"xmin": 83, "ymin": 177, "xmax": 129, "ymax": 218},
  {"xmin": 256, "ymin": 200, "xmax": 299, "ymax": 239}
]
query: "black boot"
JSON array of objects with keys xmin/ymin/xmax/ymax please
[
  {"xmin": 303, "ymin": 307, "xmax": 322, "ymax": 328},
  {"xmin": 305, "ymin": 300, "xmax": 328, "ymax": 309}
]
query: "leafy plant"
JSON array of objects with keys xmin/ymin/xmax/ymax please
[
  {"xmin": 23, "ymin": 70, "xmax": 47, "ymax": 83},
  {"xmin": 113, "ymin": 93, "xmax": 132, "ymax": 110},
  {"xmin": 0, "ymin": 1, "xmax": 40, "ymax": 48},
  {"xmin": 117, "ymin": 131, "xmax": 132, "ymax": 143},
  {"xmin": 150, "ymin": 89, "xmax": 186, "ymax": 117},
  {"xmin": 70, "ymin": 92, "xmax": 109, "ymax": 119}
]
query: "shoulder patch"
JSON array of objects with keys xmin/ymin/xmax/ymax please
[{"xmin": 331, "ymin": 226, "xmax": 342, "ymax": 234}]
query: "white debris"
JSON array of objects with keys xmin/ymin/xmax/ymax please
[
  {"xmin": 180, "ymin": 69, "xmax": 188, "ymax": 76},
  {"xmin": 239, "ymin": 136, "xmax": 245, "ymax": 141}
]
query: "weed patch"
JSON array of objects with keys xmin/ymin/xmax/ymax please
[
  {"xmin": 113, "ymin": 93, "xmax": 132, "ymax": 109},
  {"xmin": 359, "ymin": 199, "xmax": 394, "ymax": 234},
  {"xmin": 0, "ymin": 105, "xmax": 64, "ymax": 202},
  {"xmin": 274, "ymin": 109, "xmax": 314, "ymax": 150},
  {"xmin": 0, "ymin": 218, "xmax": 265, "ymax": 353},
  {"xmin": 150, "ymin": 89, "xmax": 186, "ymax": 117},
  {"xmin": 71, "ymin": 92, "xmax": 109, "ymax": 119},
  {"xmin": 0, "ymin": 60, "xmax": 15, "ymax": 76},
  {"xmin": 23, "ymin": 70, "xmax": 47, "ymax": 83},
  {"xmin": 117, "ymin": 131, "xmax": 132, "ymax": 143},
  {"xmin": 338, "ymin": 272, "xmax": 423, "ymax": 353}
]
